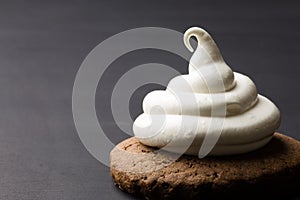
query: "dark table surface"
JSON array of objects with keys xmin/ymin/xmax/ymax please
[{"xmin": 0, "ymin": 0, "xmax": 300, "ymax": 199}]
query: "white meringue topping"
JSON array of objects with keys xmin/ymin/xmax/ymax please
[{"xmin": 133, "ymin": 27, "xmax": 280, "ymax": 156}]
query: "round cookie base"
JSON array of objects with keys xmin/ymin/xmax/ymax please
[{"xmin": 110, "ymin": 133, "xmax": 300, "ymax": 199}]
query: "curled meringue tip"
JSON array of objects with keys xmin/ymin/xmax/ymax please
[{"xmin": 183, "ymin": 27, "xmax": 208, "ymax": 52}]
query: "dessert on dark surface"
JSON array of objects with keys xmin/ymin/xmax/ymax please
[{"xmin": 110, "ymin": 27, "xmax": 298, "ymax": 199}]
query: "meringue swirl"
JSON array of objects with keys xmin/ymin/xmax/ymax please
[{"xmin": 133, "ymin": 27, "xmax": 280, "ymax": 156}]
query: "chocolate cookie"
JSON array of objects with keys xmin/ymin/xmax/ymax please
[{"xmin": 110, "ymin": 133, "xmax": 300, "ymax": 199}]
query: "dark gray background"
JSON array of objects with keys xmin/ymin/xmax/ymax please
[{"xmin": 0, "ymin": 0, "xmax": 300, "ymax": 199}]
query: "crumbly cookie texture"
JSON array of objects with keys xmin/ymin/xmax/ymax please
[{"xmin": 110, "ymin": 133, "xmax": 300, "ymax": 199}]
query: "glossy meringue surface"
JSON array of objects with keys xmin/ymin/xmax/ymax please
[{"xmin": 133, "ymin": 27, "xmax": 280, "ymax": 156}]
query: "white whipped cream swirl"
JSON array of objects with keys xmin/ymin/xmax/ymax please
[{"xmin": 133, "ymin": 27, "xmax": 280, "ymax": 156}]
